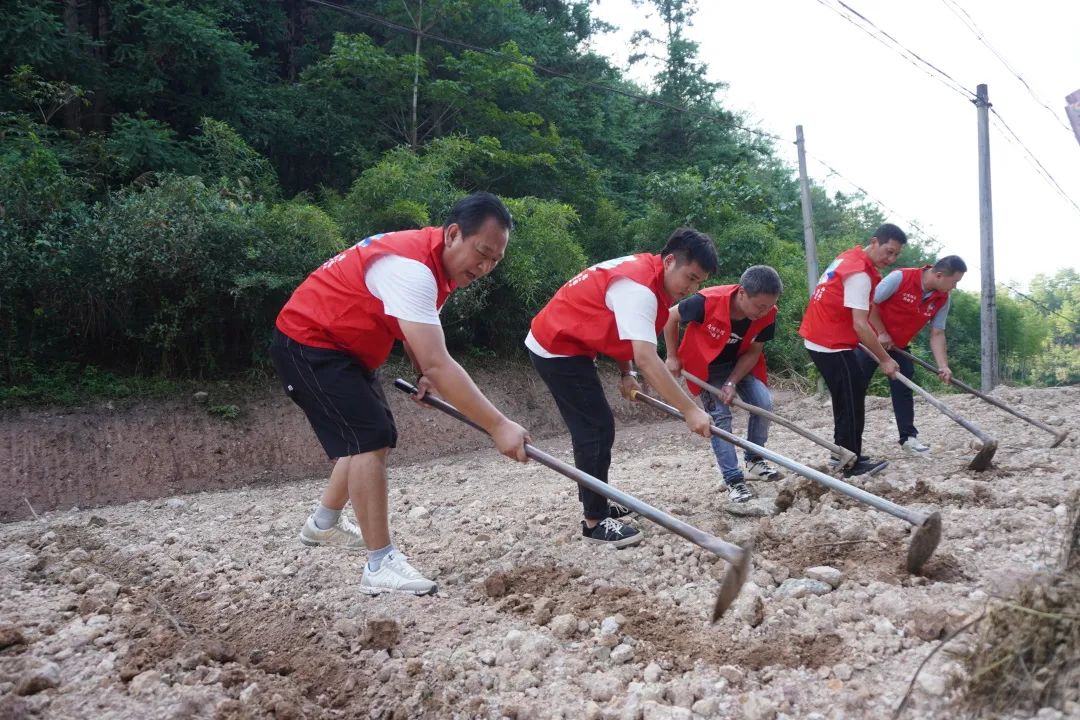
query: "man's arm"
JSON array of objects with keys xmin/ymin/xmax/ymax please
[
  {"xmin": 717, "ymin": 342, "xmax": 764, "ymax": 404},
  {"xmin": 868, "ymin": 305, "xmax": 894, "ymax": 349},
  {"xmin": 632, "ymin": 340, "xmax": 712, "ymax": 438},
  {"xmin": 853, "ymin": 309, "xmax": 899, "ymax": 378},
  {"xmin": 929, "ymin": 327, "xmax": 952, "ymax": 383},
  {"xmin": 399, "ymin": 320, "xmax": 530, "ymax": 461},
  {"xmin": 662, "ymin": 304, "xmax": 683, "ymax": 375}
]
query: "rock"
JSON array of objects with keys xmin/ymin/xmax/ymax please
[
  {"xmin": 740, "ymin": 594, "xmax": 765, "ymax": 628},
  {"xmin": 610, "ymin": 644, "xmax": 635, "ymax": 664},
  {"xmin": 742, "ymin": 692, "xmax": 778, "ymax": 720},
  {"xmin": 165, "ymin": 498, "xmax": 189, "ymax": 513},
  {"xmin": 503, "ymin": 630, "xmax": 526, "ymax": 650},
  {"xmin": 839, "ymin": 524, "xmax": 868, "ymax": 541},
  {"xmin": 917, "ymin": 672, "xmax": 947, "ymax": 696},
  {"xmin": 773, "ymin": 490, "xmax": 794, "ymax": 512},
  {"xmin": 532, "ymin": 598, "xmax": 553, "ymax": 625},
  {"xmin": 510, "ymin": 669, "xmax": 539, "ymax": 691},
  {"xmin": 692, "ymin": 697, "xmax": 719, "ymax": 716},
  {"xmin": 585, "ymin": 672, "xmax": 621, "ymax": 702},
  {"xmin": 832, "ymin": 663, "xmax": 853, "ymax": 681},
  {"xmin": 773, "ymin": 578, "xmax": 833, "ymax": 600},
  {"xmin": 585, "ymin": 701, "xmax": 603, "ymax": 720},
  {"xmin": 549, "ymin": 614, "xmax": 578, "ymax": 639},
  {"xmin": 717, "ymin": 665, "xmax": 744, "ymax": 685},
  {"xmin": 15, "ymin": 661, "xmax": 61, "ymax": 695},
  {"xmin": 600, "ymin": 616, "xmax": 621, "ymax": 636},
  {"xmin": 911, "ymin": 606, "xmax": 947, "ymax": 641},
  {"xmin": 804, "ymin": 566, "xmax": 843, "ymax": 588},
  {"xmin": 361, "ymin": 619, "xmax": 401, "ymax": 650},
  {"xmin": 88, "ymin": 515, "xmax": 108, "ymax": 527},
  {"xmin": 407, "ymin": 506, "xmax": 430, "ymax": 520},
  {"xmin": 0, "ymin": 624, "xmax": 26, "ymax": 651},
  {"xmin": 483, "ymin": 572, "xmax": 508, "ymax": 598},
  {"xmin": 724, "ymin": 499, "xmax": 776, "ymax": 517},
  {"xmin": 643, "ymin": 662, "xmax": 662, "ymax": 683},
  {"xmin": 128, "ymin": 669, "xmax": 161, "ymax": 695},
  {"xmin": 193, "ymin": 391, "xmax": 209, "ymax": 404}
]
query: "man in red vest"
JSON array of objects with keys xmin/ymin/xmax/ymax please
[
  {"xmin": 798, "ymin": 223, "xmax": 907, "ymax": 477},
  {"xmin": 663, "ymin": 266, "xmax": 785, "ymax": 504},
  {"xmin": 858, "ymin": 255, "xmax": 967, "ymax": 457},
  {"xmin": 271, "ymin": 192, "xmax": 530, "ymax": 597},
  {"xmin": 526, "ymin": 228, "xmax": 718, "ymax": 547}
]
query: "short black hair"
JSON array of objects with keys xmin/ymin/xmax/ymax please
[
  {"xmin": 872, "ymin": 223, "xmax": 908, "ymax": 245},
  {"xmin": 445, "ymin": 192, "xmax": 513, "ymax": 236},
  {"xmin": 660, "ymin": 227, "xmax": 718, "ymax": 275},
  {"xmin": 740, "ymin": 265, "xmax": 783, "ymax": 297},
  {"xmin": 932, "ymin": 255, "xmax": 967, "ymax": 274}
]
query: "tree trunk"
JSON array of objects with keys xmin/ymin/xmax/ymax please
[
  {"xmin": 410, "ymin": 0, "xmax": 423, "ymax": 150},
  {"xmin": 62, "ymin": 0, "xmax": 81, "ymax": 131}
]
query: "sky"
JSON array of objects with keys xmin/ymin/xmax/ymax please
[{"xmin": 589, "ymin": 0, "xmax": 1080, "ymax": 294}]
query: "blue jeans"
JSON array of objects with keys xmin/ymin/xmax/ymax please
[{"xmin": 698, "ymin": 363, "xmax": 773, "ymax": 486}]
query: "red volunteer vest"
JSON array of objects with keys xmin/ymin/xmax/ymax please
[
  {"xmin": 798, "ymin": 245, "xmax": 882, "ymax": 350},
  {"xmin": 530, "ymin": 254, "xmax": 672, "ymax": 362},
  {"xmin": 275, "ymin": 227, "xmax": 455, "ymax": 370},
  {"xmin": 874, "ymin": 266, "xmax": 950, "ymax": 347},
  {"xmin": 678, "ymin": 285, "xmax": 776, "ymax": 396}
]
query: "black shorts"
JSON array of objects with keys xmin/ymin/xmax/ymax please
[{"xmin": 270, "ymin": 329, "xmax": 397, "ymax": 458}]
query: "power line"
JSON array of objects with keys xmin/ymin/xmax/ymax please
[
  {"xmin": 810, "ymin": 0, "xmax": 975, "ymax": 101},
  {"xmin": 997, "ymin": 281, "xmax": 1079, "ymax": 325},
  {"xmin": 989, "ymin": 107, "xmax": 1080, "ymax": 218},
  {"xmin": 938, "ymin": 0, "xmax": 1074, "ymax": 134},
  {"xmin": 305, "ymin": 0, "xmax": 784, "ymax": 146}
]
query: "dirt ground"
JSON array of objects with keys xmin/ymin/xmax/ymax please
[{"xmin": 1, "ymin": 375, "xmax": 1078, "ymax": 719}]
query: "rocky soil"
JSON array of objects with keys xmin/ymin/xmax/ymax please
[{"xmin": 1, "ymin": 383, "xmax": 1078, "ymax": 719}]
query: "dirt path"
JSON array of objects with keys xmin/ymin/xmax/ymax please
[{"xmin": 1, "ymin": 384, "xmax": 1078, "ymax": 719}]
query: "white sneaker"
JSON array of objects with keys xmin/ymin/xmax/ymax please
[
  {"xmin": 360, "ymin": 552, "xmax": 437, "ymax": 596},
  {"xmin": 745, "ymin": 460, "xmax": 784, "ymax": 481},
  {"xmin": 298, "ymin": 515, "xmax": 365, "ymax": 549},
  {"xmin": 901, "ymin": 437, "xmax": 931, "ymax": 458}
]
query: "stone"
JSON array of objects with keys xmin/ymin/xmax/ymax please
[
  {"xmin": 600, "ymin": 616, "xmax": 621, "ymax": 636},
  {"xmin": 832, "ymin": 663, "xmax": 853, "ymax": 681},
  {"xmin": 361, "ymin": 619, "xmax": 401, "ymax": 650},
  {"xmin": 549, "ymin": 614, "xmax": 578, "ymax": 639},
  {"xmin": 773, "ymin": 578, "xmax": 832, "ymax": 600},
  {"xmin": 510, "ymin": 669, "xmax": 539, "ymax": 691},
  {"xmin": 586, "ymin": 672, "xmax": 621, "ymax": 702},
  {"xmin": 911, "ymin": 606, "xmax": 947, "ymax": 641},
  {"xmin": 643, "ymin": 662, "xmax": 662, "ymax": 683},
  {"xmin": 407, "ymin": 506, "xmax": 430, "ymax": 520},
  {"xmin": 193, "ymin": 391, "xmax": 209, "ymax": 404},
  {"xmin": 917, "ymin": 673, "xmax": 947, "ymax": 696},
  {"xmin": 0, "ymin": 624, "xmax": 26, "ymax": 651},
  {"xmin": 717, "ymin": 666, "xmax": 744, "ymax": 685},
  {"xmin": 742, "ymin": 692, "xmax": 778, "ymax": 720},
  {"xmin": 692, "ymin": 697, "xmax": 719, "ymax": 716},
  {"xmin": 610, "ymin": 644, "xmax": 635, "ymax": 664},
  {"xmin": 804, "ymin": 566, "xmax": 844, "ymax": 588},
  {"xmin": 15, "ymin": 661, "xmax": 60, "ymax": 696},
  {"xmin": 483, "ymin": 572, "xmax": 508, "ymax": 598},
  {"xmin": 128, "ymin": 669, "xmax": 161, "ymax": 696},
  {"xmin": 724, "ymin": 499, "xmax": 777, "ymax": 517},
  {"xmin": 165, "ymin": 498, "xmax": 189, "ymax": 513}
]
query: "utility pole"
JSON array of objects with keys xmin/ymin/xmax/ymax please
[
  {"xmin": 796, "ymin": 126, "xmax": 820, "ymax": 295},
  {"xmin": 975, "ymin": 84, "xmax": 999, "ymax": 391},
  {"xmin": 796, "ymin": 125, "xmax": 825, "ymax": 396}
]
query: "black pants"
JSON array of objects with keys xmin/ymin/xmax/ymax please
[
  {"xmin": 856, "ymin": 346, "xmax": 917, "ymax": 444},
  {"xmin": 529, "ymin": 351, "xmax": 614, "ymax": 520},
  {"xmin": 808, "ymin": 348, "xmax": 869, "ymax": 457}
]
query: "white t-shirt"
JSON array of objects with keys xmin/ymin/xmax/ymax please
[
  {"xmin": 525, "ymin": 278, "xmax": 658, "ymax": 358},
  {"xmin": 365, "ymin": 255, "xmax": 441, "ymax": 325},
  {"xmin": 803, "ymin": 272, "xmax": 871, "ymax": 353}
]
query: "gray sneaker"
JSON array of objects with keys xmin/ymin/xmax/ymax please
[
  {"xmin": 360, "ymin": 551, "xmax": 437, "ymax": 596},
  {"xmin": 727, "ymin": 482, "xmax": 754, "ymax": 503},
  {"xmin": 745, "ymin": 460, "xmax": 784, "ymax": 482},
  {"xmin": 299, "ymin": 515, "xmax": 365, "ymax": 549}
]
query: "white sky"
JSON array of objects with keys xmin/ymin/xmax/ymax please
[{"xmin": 589, "ymin": 0, "xmax": 1080, "ymax": 293}]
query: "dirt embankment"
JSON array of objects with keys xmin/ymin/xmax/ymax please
[{"xmin": 0, "ymin": 359, "xmax": 657, "ymax": 522}]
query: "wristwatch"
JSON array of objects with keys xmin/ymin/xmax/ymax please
[
  {"xmin": 723, "ymin": 381, "xmax": 735, "ymax": 388},
  {"xmin": 621, "ymin": 370, "xmax": 640, "ymax": 379}
]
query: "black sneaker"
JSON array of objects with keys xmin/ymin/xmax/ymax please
[
  {"xmin": 843, "ymin": 457, "xmax": 888, "ymax": 478},
  {"xmin": 581, "ymin": 518, "xmax": 643, "ymax": 548},
  {"xmin": 607, "ymin": 500, "xmax": 635, "ymax": 520},
  {"xmin": 726, "ymin": 481, "xmax": 754, "ymax": 503}
]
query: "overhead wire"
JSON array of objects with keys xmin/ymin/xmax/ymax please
[{"xmin": 938, "ymin": 0, "xmax": 1074, "ymax": 134}]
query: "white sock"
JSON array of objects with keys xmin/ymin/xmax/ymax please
[{"xmin": 312, "ymin": 504, "xmax": 341, "ymax": 530}]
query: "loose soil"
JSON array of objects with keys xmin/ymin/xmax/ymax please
[{"xmin": 1, "ymin": 376, "xmax": 1078, "ymax": 719}]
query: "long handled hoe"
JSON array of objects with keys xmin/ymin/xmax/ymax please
[
  {"xmin": 630, "ymin": 389, "xmax": 943, "ymax": 574},
  {"xmin": 394, "ymin": 379, "xmax": 751, "ymax": 622}
]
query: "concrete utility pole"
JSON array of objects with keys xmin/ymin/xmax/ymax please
[
  {"xmin": 796, "ymin": 125, "xmax": 825, "ymax": 396},
  {"xmin": 975, "ymin": 84, "xmax": 999, "ymax": 391},
  {"xmin": 795, "ymin": 125, "xmax": 820, "ymax": 295}
]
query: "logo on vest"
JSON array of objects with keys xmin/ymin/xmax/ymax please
[{"xmin": 901, "ymin": 291, "xmax": 918, "ymax": 304}]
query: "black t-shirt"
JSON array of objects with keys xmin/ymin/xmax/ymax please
[{"xmin": 678, "ymin": 292, "xmax": 775, "ymax": 368}]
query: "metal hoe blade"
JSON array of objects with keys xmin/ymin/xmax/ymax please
[{"xmin": 630, "ymin": 389, "xmax": 944, "ymax": 575}]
